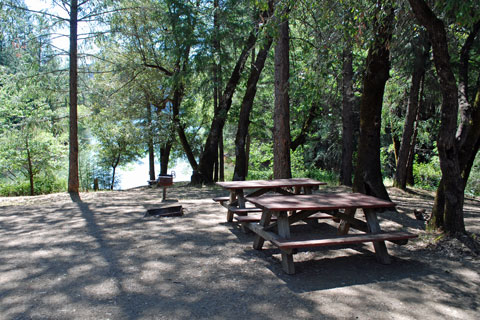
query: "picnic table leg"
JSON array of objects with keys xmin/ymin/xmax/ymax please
[
  {"xmin": 253, "ymin": 210, "xmax": 272, "ymax": 250},
  {"xmin": 277, "ymin": 211, "xmax": 295, "ymax": 274},
  {"xmin": 301, "ymin": 186, "xmax": 321, "ymax": 228},
  {"xmin": 363, "ymin": 208, "xmax": 391, "ymax": 264},
  {"xmin": 303, "ymin": 186, "xmax": 312, "ymax": 194},
  {"xmin": 237, "ymin": 189, "xmax": 246, "ymax": 210},
  {"xmin": 226, "ymin": 191, "xmax": 236, "ymax": 222},
  {"xmin": 337, "ymin": 208, "xmax": 356, "ymax": 235}
]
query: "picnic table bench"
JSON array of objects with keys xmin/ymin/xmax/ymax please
[{"xmin": 246, "ymin": 192, "xmax": 417, "ymax": 274}]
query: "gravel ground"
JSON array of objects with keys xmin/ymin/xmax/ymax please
[{"xmin": 0, "ymin": 183, "xmax": 479, "ymax": 320}]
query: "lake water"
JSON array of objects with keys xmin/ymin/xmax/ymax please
[{"xmin": 116, "ymin": 157, "xmax": 192, "ymax": 190}]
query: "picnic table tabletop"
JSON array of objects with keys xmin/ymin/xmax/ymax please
[
  {"xmin": 246, "ymin": 192, "xmax": 396, "ymax": 211},
  {"xmin": 215, "ymin": 178, "xmax": 326, "ymax": 189}
]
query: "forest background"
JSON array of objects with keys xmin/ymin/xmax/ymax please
[{"xmin": 1, "ymin": 0, "xmax": 480, "ymax": 236}]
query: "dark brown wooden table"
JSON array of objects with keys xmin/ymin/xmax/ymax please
[
  {"xmin": 214, "ymin": 178, "xmax": 326, "ymax": 222},
  {"xmin": 246, "ymin": 192, "xmax": 417, "ymax": 274}
]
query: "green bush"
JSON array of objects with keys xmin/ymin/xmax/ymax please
[
  {"xmin": 0, "ymin": 175, "xmax": 66, "ymax": 196},
  {"xmin": 0, "ymin": 181, "xmax": 31, "ymax": 196},
  {"xmin": 304, "ymin": 168, "xmax": 339, "ymax": 185},
  {"xmin": 412, "ymin": 156, "xmax": 441, "ymax": 191},
  {"xmin": 465, "ymin": 155, "xmax": 480, "ymax": 197}
]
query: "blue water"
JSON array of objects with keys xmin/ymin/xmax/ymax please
[{"xmin": 117, "ymin": 157, "xmax": 191, "ymax": 190}]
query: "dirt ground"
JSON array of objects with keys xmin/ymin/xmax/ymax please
[{"xmin": 0, "ymin": 183, "xmax": 479, "ymax": 320}]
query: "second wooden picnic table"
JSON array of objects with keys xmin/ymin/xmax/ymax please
[
  {"xmin": 214, "ymin": 178, "xmax": 327, "ymax": 222},
  {"xmin": 246, "ymin": 192, "xmax": 418, "ymax": 274}
]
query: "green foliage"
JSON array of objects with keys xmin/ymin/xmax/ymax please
[
  {"xmin": 465, "ymin": 154, "xmax": 480, "ymax": 197},
  {"xmin": 246, "ymin": 140, "xmax": 273, "ymax": 180},
  {"xmin": 0, "ymin": 174, "xmax": 66, "ymax": 196},
  {"xmin": 412, "ymin": 155, "xmax": 442, "ymax": 191}
]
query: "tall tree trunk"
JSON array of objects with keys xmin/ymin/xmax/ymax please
[
  {"xmin": 394, "ymin": 35, "xmax": 429, "ymax": 189},
  {"xmin": 147, "ymin": 102, "xmax": 156, "ymax": 181},
  {"xmin": 456, "ymin": 21, "xmax": 480, "ymax": 146},
  {"xmin": 245, "ymin": 133, "xmax": 251, "ymax": 178},
  {"xmin": 172, "ymin": 84, "xmax": 198, "ymax": 172},
  {"xmin": 110, "ymin": 154, "xmax": 120, "ymax": 191},
  {"xmin": 273, "ymin": 15, "xmax": 291, "ymax": 179},
  {"xmin": 407, "ymin": 74, "xmax": 426, "ymax": 186},
  {"xmin": 353, "ymin": 3, "xmax": 394, "ymax": 201},
  {"xmin": 25, "ymin": 135, "xmax": 34, "ymax": 196},
  {"xmin": 213, "ymin": 0, "xmax": 223, "ymax": 182},
  {"xmin": 160, "ymin": 141, "xmax": 172, "ymax": 175},
  {"xmin": 68, "ymin": 0, "xmax": 79, "ymax": 194},
  {"xmin": 430, "ymin": 36, "xmax": 480, "ymax": 231},
  {"xmin": 290, "ymin": 102, "xmax": 318, "ymax": 152},
  {"xmin": 340, "ymin": 44, "xmax": 355, "ymax": 186},
  {"xmin": 408, "ymin": 0, "xmax": 465, "ymax": 234},
  {"xmin": 219, "ymin": 132, "xmax": 224, "ymax": 181},
  {"xmin": 233, "ymin": 35, "xmax": 273, "ymax": 181}
]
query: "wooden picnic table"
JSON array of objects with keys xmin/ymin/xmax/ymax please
[
  {"xmin": 246, "ymin": 192, "xmax": 417, "ymax": 274},
  {"xmin": 214, "ymin": 178, "xmax": 326, "ymax": 222}
]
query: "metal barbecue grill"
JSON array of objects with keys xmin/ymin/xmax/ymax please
[{"xmin": 149, "ymin": 171, "xmax": 176, "ymax": 201}]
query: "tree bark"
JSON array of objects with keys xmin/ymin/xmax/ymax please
[
  {"xmin": 408, "ymin": 0, "xmax": 465, "ymax": 234},
  {"xmin": 147, "ymin": 102, "xmax": 155, "ymax": 181},
  {"xmin": 353, "ymin": 3, "xmax": 394, "ymax": 201},
  {"xmin": 290, "ymin": 102, "xmax": 318, "ymax": 152},
  {"xmin": 213, "ymin": 0, "xmax": 224, "ymax": 182},
  {"xmin": 68, "ymin": 0, "xmax": 79, "ymax": 194},
  {"xmin": 25, "ymin": 135, "xmax": 34, "ymax": 196},
  {"xmin": 233, "ymin": 35, "xmax": 273, "ymax": 181},
  {"xmin": 456, "ymin": 20, "xmax": 480, "ymax": 147},
  {"xmin": 406, "ymin": 78, "xmax": 424, "ymax": 186},
  {"xmin": 172, "ymin": 84, "xmax": 198, "ymax": 172},
  {"xmin": 394, "ymin": 34, "xmax": 429, "ymax": 189},
  {"xmin": 110, "ymin": 154, "xmax": 120, "ymax": 191},
  {"xmin": 160, "ymin": 141, "xmax": 172, "ymax": 175},
  {"xmin": 219, "ymin": 131, "xmax": 224, "ymax": 181},
  {"xmin": 340, "ymin": 44, "xmax": 355, "ymax": 186},
  {"xmin": 273, "ymin": 16, "xmax": 291, "ymax": 179}
]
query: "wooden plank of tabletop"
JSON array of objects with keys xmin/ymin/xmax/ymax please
[
  {"xmin": 247, "ymin": 192, "xmax": 396, "ymax": 212},
  {"xmin": 216, "ymin": 178, "xmax": 326, "ymax": 189}
]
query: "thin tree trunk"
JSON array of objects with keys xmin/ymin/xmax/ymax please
[
  {"xmin": 147, "ymin": 102, "xmax": 156, "ymax": 181},
  {"xmin": 353, "ymin": 3, "xmax": 394, "ymax": 201},
  {"xmin": 160, "ymin": 141, "xmax": 172, "ymax": 175},
  {"xmin": 456, "ymin": 21, "xmax": 480, "ymax": 146},
  {"xmin": 340, "ymin": 44, "xmax": 355, "ymax": 186},
  {"xmin": 172, "ymin": 84, "xmax": 198, "ymax": 172},
  {"xmin": 409, "ymin": 0, "xmax": 465, "ymax": 234},
  {"xmin": 68, "ymin": 0, "xmax": 79, "ymax": 194},
  {"xmin": 110, "ymin": 154, "xmax": 120, "ymax": 190},
  {"xmin": 273, "ymin": 15, "xmax": 291, "ymax": 179},
  {"xmin": 111, "ymin": 166, "xmax": 116, "ymax": 190},
  {"xmin": 233, "ymin": 34, "xmax": 273, "ymax": 181},
  {"xmin": 406, "ymin": 75, "xmax": 426, "ymax": 186},
  {"xmin": 25, "ymin": 135, "xmax": 34, "ymax": 196},
  {"xmin": 245, "ymin": 132, "xmax": 251, "ymax": 178},
  {"xmin": 213, "ymin": 0, "xmax": 223, "ymax": 182},
  {"xmin": 394, "ymin": 35, "xmax": 429, "ymax": 189},
  {"xmin": 219, "ymin": 131, "xmax": 224, "ymax": 181},
  {"xmin": 290, "ymin": 102, "xmax": 318, "ymax": 152}
]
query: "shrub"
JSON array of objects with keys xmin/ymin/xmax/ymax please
[
  {"xmin": 412, "ymin": 156, "xmax": 441, "ymax": 191},
  {"xmin": 0, "ymin": 175, "xmax": 66, "ymax": 196}
]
